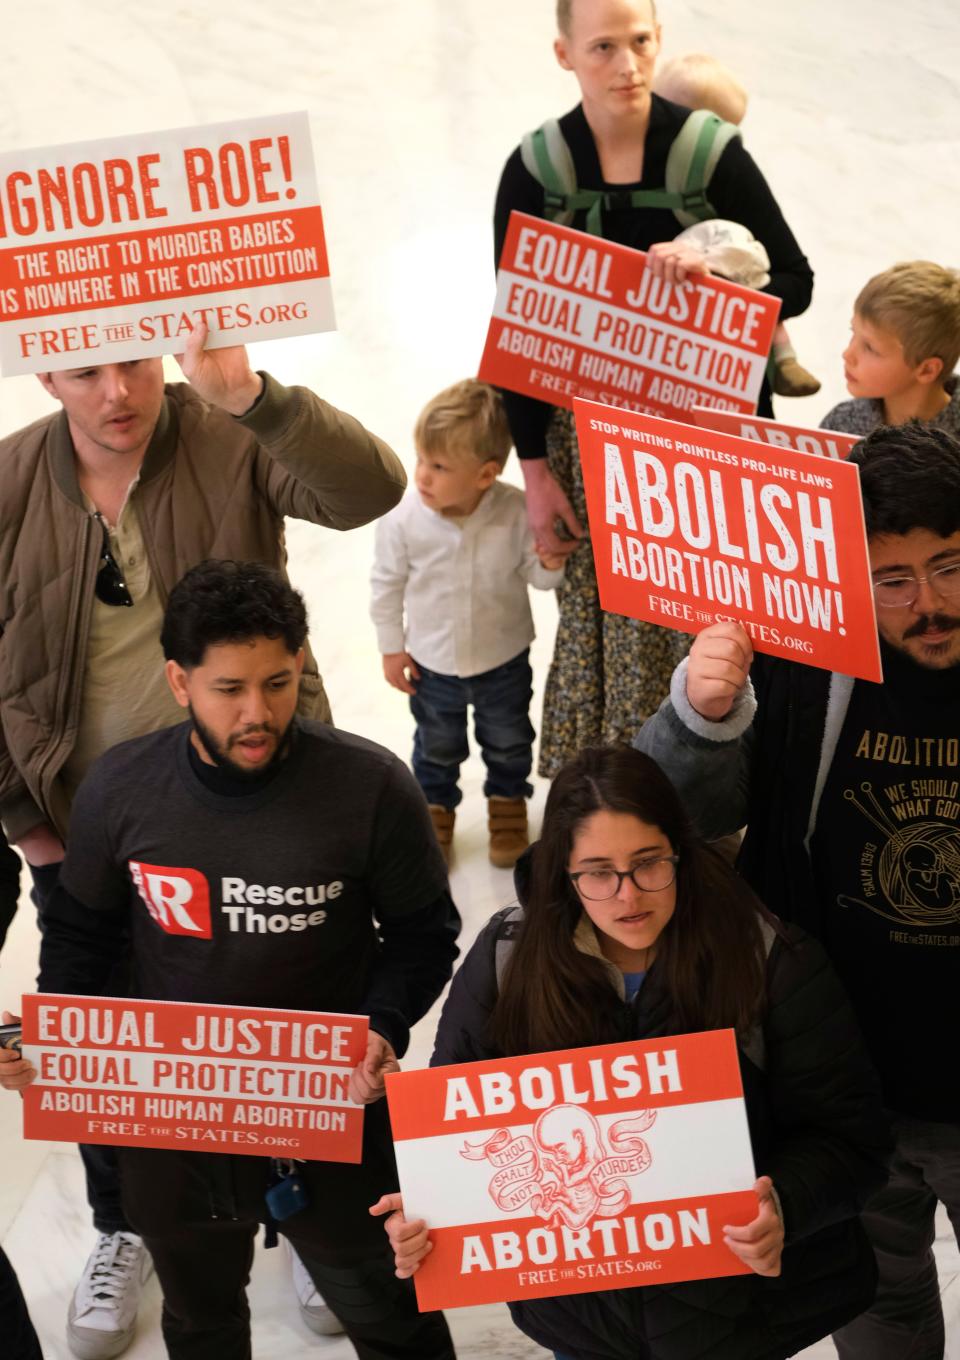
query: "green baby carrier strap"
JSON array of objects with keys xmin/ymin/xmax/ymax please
[{"xmin": 520, "ymin": 108, "xmax": 741, "ymax": 237}]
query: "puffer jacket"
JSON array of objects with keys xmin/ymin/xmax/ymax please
[
  {"xmin": 431, "ymin": 881, "xmax": 890, "ymax": 1360},
  {"xmin": 0, "ymin": 374, "xmax": 405, "ymax": 839}
]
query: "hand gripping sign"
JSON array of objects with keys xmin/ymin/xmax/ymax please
[
  {"xmin": 0, "ymin": 112, "xmax": 333, "ymax": 374},
  {"xmin": 20, "ymin": 994, "xmax": 367, "ymax": 1161},
  {"xmin": 478, "ymin": 212, "xmax": 780, "ymax": 421},
  {"xmin": 386, "ymin": 1031, "xmax": 758, "ymax": 1311},
  {"xmin": 691, "ymin": 407, "xmax": 860, "ymax": 461},
  {"xmin": 573, "ymin": 398, "xmax": 882, "ymax": 682}
]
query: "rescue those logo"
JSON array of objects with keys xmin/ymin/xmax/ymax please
[{"xmin": 129, "ymin": 861, "xmax": 212, "ymax": 939}]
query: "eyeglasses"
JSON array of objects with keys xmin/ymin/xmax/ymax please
[
  {"xmin": 873, "ymin": 561, "xmax": 960, "ymax": 609},
  {"xmin": 570, "ymin": 856, "xmax": 679, "ymax": 900},
  {"xmin": 94, "ymin": 515, "xmax": 133, "ymax": 608}
]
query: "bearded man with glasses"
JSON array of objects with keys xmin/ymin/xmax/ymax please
[
  {"xmin": 636, "ymin": 421, "xmax": 960, "ymax": 1360},
  {"xmin": 0, "ymin": 326, "xmax": 406, "ymax": 1357}
]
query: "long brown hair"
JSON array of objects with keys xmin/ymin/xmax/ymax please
[{"xmin": 492, "ymin": 746, "xmax": 769, "ymax": 1055}]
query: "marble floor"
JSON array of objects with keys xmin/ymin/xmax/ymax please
[{"xmin": 1, "ymin": 0, "xmax": 959, "ymax": 1356}]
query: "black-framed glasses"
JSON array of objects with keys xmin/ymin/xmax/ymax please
[
  {"xmin": 873, "ymin": 561, "xmax": 960, "ymax": 609},
  {"xmin": 94, "ymin": 515, "xmax": 133, "ymax": 608},
  {"xmin": 570, "ymin": 856, "xmax": 679, "ymax": 900}
]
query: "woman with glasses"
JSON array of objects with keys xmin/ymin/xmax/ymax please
[{"xmin": 377, "ymin": 745, "xmax": 889, "ymax": 1360}]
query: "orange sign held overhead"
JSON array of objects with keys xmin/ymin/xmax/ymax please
[
  {"xmin": 0, "ymin": 113, "xmax": 334, "ymax": 375},
  {"xmin": 478, "ymin": 212, "xmax": 780, "ymax": 420},
  {"xmin": 387, "ymin": 1030, "xmax": 757, "ymax": 1312},
  {"xmin": 21, "ymin": 994, "xmax": 367, "ymax": 1161},
  {"xmin": 691, "ymin": 407, "xmax": 860, "ymax": 460},
  {"xmin": 573, "ymin": 399, "xmax": 882, "ymax": 682}
]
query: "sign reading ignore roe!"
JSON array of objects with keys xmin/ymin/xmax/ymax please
[
  {"xmin": 478, "ymin": 212, "xmax": 780, "ymax": 421},
  {"xmin": 387, "ymin": 1031, "xmax": 757, "ymax": 1312},
  {"xmin": 0, "ymin": 112, "xmax": 333, "ymax": 374},
  {"xmin": 573, "ymin": 400, "xmax": 882, "ymax": 682}
]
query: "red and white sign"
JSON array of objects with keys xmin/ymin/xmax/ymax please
[
  {"xmin": 692, "ymin": 407, "xmax": 860, "ymax": 460},
  {"xmin": 0, "ymin": 112, "xmax": 333, "ymax": 375},
  {"xmin": 21, "ymin": 995, "xmax": 367, "ymax": 1161},
  {"xmin": 386, "ymin": 1031, "xmax": 757, "ymax": 1312},
  {"xmin": 478, "ymin": 212, "xmax": 779, "ymax": 420},
  {"xmin": 129, "ymin": 861, "xmax": 212, "ymax": 939},
  {"xmin": 573, "ymin": 399, "xmax": 882, "ymax": 682}
]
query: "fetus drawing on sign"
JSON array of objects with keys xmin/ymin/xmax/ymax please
[{"xmin": 462, "ymin": 1104, "xmax": 657, "ymax": 1231}]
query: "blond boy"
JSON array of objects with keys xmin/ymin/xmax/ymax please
[
  {"xmin": 822, "ymin": 261, "xmax": 960, "ymax": 434},
  {"xmin": 370, "ymin": 381, "xmax": 563, "ymax": 867}
]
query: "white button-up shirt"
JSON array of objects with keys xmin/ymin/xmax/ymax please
[{"xmin": 370, "ymin": 480, "xmax": 563, "ymax": 678}]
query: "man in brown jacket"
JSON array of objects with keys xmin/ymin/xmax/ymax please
[{"xmin": 0, "ymin": 321, "xmax": 406, "ymax": 1358}]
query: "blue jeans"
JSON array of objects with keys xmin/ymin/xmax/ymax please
[{"xmin": 410, "ymin": 650, "xmax": 535, "ymax": 809}]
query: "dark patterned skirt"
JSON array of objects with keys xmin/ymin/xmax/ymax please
[{"xmin": 538, "ymin": 409, "xmax": 690, "ymax": 779}]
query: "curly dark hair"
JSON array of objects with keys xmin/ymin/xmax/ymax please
[
  {"xmin": 850, "ymin": 423, "xmax": 960, "ymax": 539},
  {"xmin": 161, "ymin": 560, "xmax": 308, "ymax": 668}
]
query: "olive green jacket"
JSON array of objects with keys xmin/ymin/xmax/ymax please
[{"xmin": 0, "ymin": 374, "xmax": 405, "ymax": 840}]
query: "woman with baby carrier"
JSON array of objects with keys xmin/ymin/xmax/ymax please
[{"xmin": 499, "ymin": 0, "xmax": 814, "ymax": 776}]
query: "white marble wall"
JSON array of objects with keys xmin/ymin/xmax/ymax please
[{"xmin": 1, "ymin": 1, "xmax": 958, "ymax": 1356}]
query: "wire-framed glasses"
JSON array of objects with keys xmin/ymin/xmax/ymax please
[{"xmin": 873, "ymin": 561, "xmax": 960, "ymax": 609}]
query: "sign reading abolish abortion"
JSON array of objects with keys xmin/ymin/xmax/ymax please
[
  {"xmin": 691, "ymin": 407, "xmax": 860, "ymax": 460},
  {"xmin": 478, "ymin": 212, "xmax": 779, "ymax": 419},
  {"xmin": 573, "ymin": 399, "xmax": 882, "ymax": 682},
  {"xmin": 386, "ymin": 1030, "xmax": 757, "ymax": 1311},
  {"xmin": 0, "ymin": 112, "xmax": 332, "ymax": 374},
  {"xmin": 21, "ymin": 995, "xmax": 367, "ymax": 1161}
]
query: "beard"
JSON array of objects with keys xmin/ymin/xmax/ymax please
[
  {"xmin": 886, "ymin": 611, "xmax": 960, "ymax": 670},
  {"xmin": 189, "ymin": 706, "xmax": 295, "ymax": 780}
]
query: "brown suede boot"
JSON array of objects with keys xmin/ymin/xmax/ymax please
[
  {"xmin": 487, "ymin": 797, "xmax": 528, "ymax": 869},
  {"xmin": 772, "ymin": 356, "xmax": 821, "ymax": 397},
  {"xmin": 428, "ymin": 805, "xmax": 455, "ymax": 865}
]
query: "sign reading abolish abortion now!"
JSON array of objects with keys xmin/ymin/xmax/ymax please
[
  {"xmin": 0, "ymin": 111, "xmax": 333, "ymax": 374},
  {"xmin": 573, "ymin": 399, "xmax": 882, "ymax": 682},
  {"xmin": 21, "ymin": 995, "xmax": 367, "ymax": 1161},
  {"xmin": 691, "ymin": 407, "xmax": 860, "ymax": 460},
  {"xmin": 386, "ymin": 1031, "xmax": 757, "ymax": 1311},
  {"xmin": 478, "ymin": 212, "xmax": 780, "ymax": 419}
]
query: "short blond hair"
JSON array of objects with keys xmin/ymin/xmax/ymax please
[
  {"xmin": 557, "ymin": 0, "xmax": 657, "ymax": 37},
  {"xmin": 855, "ymin": 262, "xmax": 960, "ymax": 374},
  {"xmin": 414, "ymin": 380, "xmax": 512, "ymax": 468},
  {"xmin": 654, "ymin": 53, "xmax": 747, "ymax": 125}
]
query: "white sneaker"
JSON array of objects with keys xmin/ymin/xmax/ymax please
[
  {"xmin": 67, "ymin": 1232, "xmax": 152, "ymax": 1359},
  {"xmin": 285, "ymin": 1239, "xmax": 345, "ymax": 1337}
]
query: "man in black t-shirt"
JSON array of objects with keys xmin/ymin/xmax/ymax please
[
  {"xmin": 636, "ymin": 424, "xmax": 960, "ymax": 1360},
  {"xmin": 1, "ymin": 560, "xmax": 459, "ymax": 1360}
]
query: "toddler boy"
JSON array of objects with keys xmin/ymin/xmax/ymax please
[
  {"xmin": 370, "ymin": 381, "xmax": 563, "ymax": 868},
  {"xmin": 821, "ymin": 260, "xmax": 960, "ymax": 435}
]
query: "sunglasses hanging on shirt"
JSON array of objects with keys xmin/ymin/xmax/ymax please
[{"xmin": 94, "ymin": 513, "xmax": 134, "ymax": 608}]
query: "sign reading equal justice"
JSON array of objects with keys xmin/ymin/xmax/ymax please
[
  {"xmin": 478, "ymin": 212, "xmax": 780, "ymax": 421},
  {"xmin": 21, "ymin": 994, "xmax": 368, "ymax": 1162}
]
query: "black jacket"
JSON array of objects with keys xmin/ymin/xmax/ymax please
[{"xmin": 431, "ymin": 888, "xmax": 889, "ymax": 1360}]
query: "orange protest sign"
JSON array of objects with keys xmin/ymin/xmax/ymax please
[
  {"xmin": 691, "ymin": 407, "xmax": 860, "ymax": 460},
  {"xmin": 573, "ymin": 399, "xmax": 882, "ymax": 682},
  {"xmin": 387, "ymin": 1030, "xmax": 756, "ymax": 1312},
  {"xmin": 478, "ymin": 212, "xmax": 779, "ymax": 419},
  {"xmin": 21, "ymin": 994, "xmax": 367, "ymax": 1161},
  {"xmin": 0, "ymin": 112, "xmax": 333, "ymax": 375}
]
